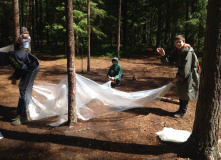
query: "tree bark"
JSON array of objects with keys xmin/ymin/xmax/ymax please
[
  {"xmin": 149, "ymin": 12, "xmax": 153, "ymax": 46},
  {"xmin": 87, "ymin": 0, "xmax": 91, "ymax": 72},
  {"xmin": 35, "ymin": 0, "xmax": 39, "ymax": 47},
  {"xmin": 65, "ymin": 0, "xmax": 77, "ymax": 126},
  {"xmin": 39, "ymin": 0, "xmax": 43, "ymax": 46},
  {"xmin": 164, "ymin": 0, "xmax": 171, "ymax": 46},
  {"xmin": 13, "ymin": 0, "xmax": 20, "ymax": 45},
  {"xmin": 21, "ymin": 0, "xmax": 24, "ymax": 27},
  {"xmin": 46, "ymin": 0, "xmax": 49, "ymax": 44},
  {"xmin": 122, "ymin": 0, "xmax": 128, "ymax": 48},
  {"xmin": 156, "ymin": 3, "xmax": 162, "ymax": 48},
  {"xmin": 31, "ymin": 0, "xmax": 35, "ymax": 53},
  {"xmin": 117, "ymin": 0, "xmax": 122, "ymax": 58},
  {"xmin": 186, "ymin": 0, "xmax": 221, "ymax": 159},
  {"xmin": 185, "ymin": 0, "xmax": 190, "ymax": 43}
]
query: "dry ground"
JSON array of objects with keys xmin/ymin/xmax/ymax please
[{"xmin": 0, "ymin": 49, "xmax": 220, "ymax": 159}]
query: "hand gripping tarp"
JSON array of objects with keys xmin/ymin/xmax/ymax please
[{"xmin": 1, "ymin": 44, "xmax": 174, "ymax": 126}]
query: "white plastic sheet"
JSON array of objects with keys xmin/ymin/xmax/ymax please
[
  {"xmin": 0, "ymin": 44, "xmax": 14, "ymax": 52},
  {"xmin": 29, "ymin": 75, "xmax": 174, "ymax": 126},
  {"xmin": 0, "ymin": 44, "xmax": 174, "ymax": 126},
  {"xmin": 156, "ymin": 127, "xmax": 191, "ymax": 143}
]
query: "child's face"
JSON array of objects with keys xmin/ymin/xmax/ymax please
[
  {"xmin": 112, "ymin": 61, "xmax": 117, "ymax": 65},
  {"xmin": 175, "ymin": 39, "xmax": 185, "ymax": 49}
]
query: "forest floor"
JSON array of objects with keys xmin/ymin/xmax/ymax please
[{"xmin": 0, "ymin": 47, "xmax": 220, "ymax": 160}]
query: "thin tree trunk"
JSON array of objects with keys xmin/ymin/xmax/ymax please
[
  {"xmin": 21, "ymin": 0, "xmax": 24, "ymax": 27},
  {"xmin": 185, "ymin": 0, "xmax": 221, "ymax": 159},
  {"xmin": 31, "ymin": 0, "xmax": 35, "ymax": 53},
  {"xmin": 65, "ymin": 0, "xmax": 77, "ymax": 126},
  {"xmin": 13, "ymin": 0, "xmax": 20, "ymax": 46},
  {"xmin": 149, "ymin": 13, "xmax": 153, "ymax": 46},
  {"xmin": 35, "ymin": 0, "xmax": 39, "ymax": 47},
  {"xmin": 39, "ymin": 0, "xmax": 43, "ymax": 46},
  {"xmin": 156, "ymin": 4, "xmax": 162, "ymax": 47},
  {"xmin": 122, "ymin": 0, "xmax": 127, "ymax": 48},
  {"xmin": 46, "ymin": 0, "xmax": 49, "ymax": 44},
  {"xmin": 117, "ymin": 0, "xmax": 122, "ymax": 58},
  {"xmin": 164, "ymin": 0, "xmax": 171, "ymax": 46},
  {"xmin": 87, "ymin": 0, "xmax": 90, "ymax": 72},
  {"xmin": 26, "ymin": 0, "xmax": 29, "ymax": 27},
  {"xmin": 185, "ymin": 0, "xmax": 190, "ymax": 43},
  {"xmin": 142, "ymin": 23, "xmax": 147, "ymax": 44}
]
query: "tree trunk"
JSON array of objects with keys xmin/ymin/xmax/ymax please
[
  {"xmin": 164, "ymin": 0, "xmax": 171, "ymax": 46},
  {"xmin": 35, "ymin": 0, "xmax": 39, "ymax": 48},
  {"xmin": 21, "ymin": 0, "xmax": 24, "ymax": 27},
  {"xmin": 156, "ymin": 3, "xmax": 162, "ymax": 47},
  {"xmin": 26, "ymin": 0, "xmax": 30, "ymax": 27},
  {"xmin": 122, "ymin": 0, "xmax": 128, "ymax": 48},
  {"xmin": 185, "ymin": 0, "xmax": 190, "ymax": 43},
  {"xmin": 31, "ymin": 0, "xmax": 35, "ymax": 53},
  {"xmin": 87, "ymin": 0, "xmax": 90, "ymax": 72},
  {"xmin": 142, "ymin": 23, "xmax": 147, "ymax": 44},
  {"xmin": 46, "ymin": 0, "xmax": 49, "ymax": 44},
  {"xmin": 65, "ymin": 0, "xmax": 77, "ymax": 126},
  {"xmin": 149, "ymin": 13, "xmax": 153, "ymax": 46},
  {"xmin": 117, "ymin": 0, "xmax": 122, "ymax": 58},
  {"xmin": 39, "ymin": 0, "xmax": 43, "ymax": 46},
  {"xmin": 13, "ymin": 0, "xmax": 20, "ymax": 45},
  {"xmin": 186, "ymin": 0, "xmax": 221, "ymax": 159}
]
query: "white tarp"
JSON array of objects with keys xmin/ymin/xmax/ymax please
[
  {"xmin": 1, "ymin": 44, "xmax": 174, "ymax": 126},
  {"xmin": 0, "ymin": 44, "xmax": 14, "ymax": 52},
  {"xmin": 29, "ymin": 75, "xmax": 174, "ymax": 126}
]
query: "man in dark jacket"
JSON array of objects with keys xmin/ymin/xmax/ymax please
[
  {"xmin": 0, "ymin": 50, "xmax": 39, "ymax": 125},
  {"xmin": 107, "ymin": 57, "xmax": 123, "ymax": 87},
  {"xmin": 156, "ymin": 35, "xmax": 200, "ymax": 118}
]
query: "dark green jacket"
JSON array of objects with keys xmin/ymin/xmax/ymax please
[
  {"xmin": 107, "ymin": 57, "xmax": 123, "ymax": 80},
  {"xmin": 161, "ymin": 47, "xmax": 200, "ymax": 100}
]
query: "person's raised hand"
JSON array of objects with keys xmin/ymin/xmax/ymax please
[{"xmin": 156, "ymin": 48, "xmax": 165, "ymax": 56}]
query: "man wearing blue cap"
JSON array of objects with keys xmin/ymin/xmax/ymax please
[{"xmin": 0, "ymin": 50, "xmax": 39, "ymax": 125}]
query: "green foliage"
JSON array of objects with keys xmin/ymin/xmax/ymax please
[
  {"xmin": 91, "ymin": 45, "xmax": 135, "ymax": 58},
  {"xmin": 0, "ymin": 0, "xmax": 208, "ymax": 54}
]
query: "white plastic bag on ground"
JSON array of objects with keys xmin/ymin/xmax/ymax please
[{"xmin": 156, "ymin": 127, "xmax": 191, "ymax": 143}]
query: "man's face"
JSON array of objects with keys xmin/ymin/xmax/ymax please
[{"xmin": 175, "ymin": 39, "xmax": 185, "ymax": 49}]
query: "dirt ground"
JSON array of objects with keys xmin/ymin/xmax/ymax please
[{"xmin": 0, "ymin": 49, "xmax": 220, "ymax": 160}]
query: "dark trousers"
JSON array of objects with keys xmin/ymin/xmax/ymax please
[
  {"xmin": 110, "ymin": 70, "xmax": 121, "ymax": 85},
  {"xmin": 178, "ymin": 99, "xmax": 188, "ymax": 114},
  {"xmin": 17, "ymin": 65, "xmax": 39, "ymax": 117}
]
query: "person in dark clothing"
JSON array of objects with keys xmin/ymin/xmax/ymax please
[
  {"xmin": 156, "ymin": 35, "xmax": 200, "ymax": 118},
  {"xmin": 0, "ymin": 50, "xmax": 39, "ymax": 125},
  {"xmin": 107, "ymin": 57, "xmax": 123, "ymax": 87}
]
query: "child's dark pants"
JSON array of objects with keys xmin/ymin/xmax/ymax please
[{"xmin": 17, "ymin": 65, "xmax": 39, "ymax": 118}]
